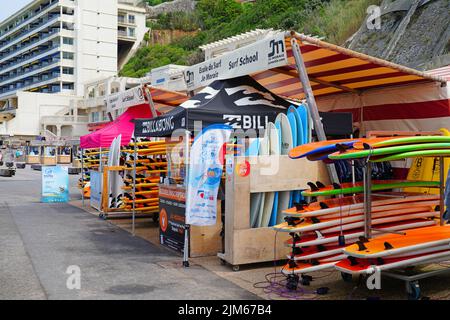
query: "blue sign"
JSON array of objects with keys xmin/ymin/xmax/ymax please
[{"xmin": 41, "ymin": 166, "xmax": 69, "ymax": 203}]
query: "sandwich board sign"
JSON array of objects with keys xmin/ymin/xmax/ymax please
[{"xmin": 41, "ymin": 166, "xmax": 69, "ymax": 203}]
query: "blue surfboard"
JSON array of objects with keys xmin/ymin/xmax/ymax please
[
  {"xmin": 288, "ymin": 106, "xmax": 303, "ymax": 147},
  {"xmin": 296, "ymin": 104, "xmax": 308, "ymax": 145}
]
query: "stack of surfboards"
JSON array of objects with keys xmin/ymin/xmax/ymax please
[
  {"xmin": 118, "ymin": 138, "xmax": 168, "ymax": 214},
  {"xmin": 336, "ymin": 225, "xmax": 450, "ymax": 275},
  {"xmin": 77, "ymin": 148, "xmax": 110, "ymax": 199},
  {"xmin": 275, "ymin": 190, "xmax": 441, "ymax": 274},
  {"xmin": 250, "ymin": 104, "xmax": 310, "ymax": 228},
  {"xmin": 275, "ymin": 134, "xmax": 450, "ymax": 275}
]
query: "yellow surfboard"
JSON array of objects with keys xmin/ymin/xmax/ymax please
[{"xmin": 405, "ymin": 128, "xmax": 450, "ymax": 194}]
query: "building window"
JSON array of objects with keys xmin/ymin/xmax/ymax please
[
  {"xmin": 91, "ymin": 112, "xmax": 99, "ymax": 123},
  {"xmin": 129, "ymin": 28, "xmax": 135, "ymax": 37},
  {"xmin": 63, "ymin": 67, "xmax": 74, "ymax": 75},
  {"xmin": 63, "ymin": 37, "xmax": 74, "ymax": 45},
  {"xmin": 62, "ymin": 52, "xmax": 74, "ymax": 60},
  {"xmin": 128, "ymin": 15, "xmax": 135, "ymax": 24}
]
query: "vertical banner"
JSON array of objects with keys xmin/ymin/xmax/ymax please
[
  {"xmin": 90, "ymin": 170, "xmax": 102, "ymax": 210},
  {"xmin": 159, "ymin": 185, "xmax": 187, "ymax": 253},
  {"xmin": 41, "ymin": 166, "xmax": 69, "ymax": 203},
  {"xmin": 185, "ymin": 124, "xmax": 232, "ymax": 226}
]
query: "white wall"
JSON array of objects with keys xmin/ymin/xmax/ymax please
[
  {"xmin": 74, "ymin": 0, "xmax": 119, "ymax": 96},
  {"xmin": 0, "ymin": 91, "xmax": 74, "ymax": 136}
]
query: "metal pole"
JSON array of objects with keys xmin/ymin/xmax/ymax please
[
  {"xmin": 364, "ymin": 161, "xmax": 372, "ymax": 238},
  {"xmin": 144, "ymin": 86, "xmax": 158, "ymax": 118},
  {"xmin": 290, "ymin": 36, "xmax": 340, "ymax": 184},
  {"xmin": 81, "ymin": 148, "xmax": 84, "ymax": 207},
  {"xmin": 183, "ymin": 130, "xmax": 191, "ymax": 267},
  {"xmin": 439, "ymin": 156, "xmax": 445, "ymax": 226},
  {"xmin": 132, "ymin": 141, "xmax": 137, "ymax": 235},
  {"xmin": 350, "ymin": 134, "xmax": 356, "ymax": 186}
]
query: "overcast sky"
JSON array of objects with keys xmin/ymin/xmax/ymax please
[{"xmin": 0, "ymin": 0, "xmax": 33, "ymax": 23}]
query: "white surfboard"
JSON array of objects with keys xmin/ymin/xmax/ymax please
[
  {"xmin": 275, "ymin": 114, "xmax": 294, "ymax": 225},
  {"xmin": 281, "ymin": 260, "xmax": 341, "ymax": 275},
  {"xmin": 256, "ymin": 132, "xmax": 270, "ymax": 228},
  {"xmin": 287, "ymin": 220, "xmax": 437, "ymax": 247},
  {"xmin": 283, "ymin": 194, "xmax": 440, "ymax": 218},
  {"xmin": 274, "ymin": 211, "xmax": 440, "ymax": 233},
  {"xmin": 261, "ymin": 122, "xmax": 279, "ymax": 227},
  {"xmin": 336, "ymin": 250, "xmax": 450, "ymax": 275}
]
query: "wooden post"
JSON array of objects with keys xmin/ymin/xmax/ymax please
[{"xmin": 290, "ymin": 35, "xmax": 339, "ymax": 184}]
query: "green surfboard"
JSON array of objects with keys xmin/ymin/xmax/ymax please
[
  {"xmin": 329, "ymin": 143, "xmax": 450, "ymax": 160},
  {"xmin": 371, "ymin": 149, "xmax": 450, "ymax": 162},
  {"xmin": 302, "ymin": 181, "xmax": 441, "ymax": 197},
  {"xmin": 366, "ymin": 136, "xmax": 450, "ymax": 149}
]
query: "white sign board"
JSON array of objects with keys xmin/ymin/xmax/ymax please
[
  {"xmin": 106, "ymin": 86, "xmax": 146, "ymax": 113},
  {"xmin": 184, "ymin": 32, "xmax": 288, "ymax": 91}
]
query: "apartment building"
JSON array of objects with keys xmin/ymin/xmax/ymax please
[{"xmin": 0, "ymin": 0, "xmax": 147, "ymax": 140}]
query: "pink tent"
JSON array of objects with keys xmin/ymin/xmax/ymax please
[{"xmin": 80, "ymin": 104, "xmax": 155, "ymax": 149}]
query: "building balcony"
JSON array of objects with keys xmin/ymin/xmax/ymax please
[
  {"xmin": 0, "ymin": 74, "xmax": 61, "ymax": 98},
  {"xmin": 0, "ymin": 29, "xmax": 60, "ymax": 63},
  {"xmin": 0, "ymin": 14, "xmax": 60, "ymax": 52},
  {"xmin": 118, "ymin": 30, "xmax": 136, "ymax": 41},
  {"xmin": 0, "ymin": 60, "xmax": 60, "ymax": 87},
  {"xmin": 0, "ymin": 45, "xmax": 60, "ymax": 75},
  {"xmin": 0, "ymin": 0, "xmax": 60, "ymax": 41},
  {"xmin": 41, "ymin": 115, "xmax": 89, "ymax": 126}
]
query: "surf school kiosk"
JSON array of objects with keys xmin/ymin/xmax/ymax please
[{"xmin": 26, "ymin": 142, "xmax": 42, "ymax": 164}]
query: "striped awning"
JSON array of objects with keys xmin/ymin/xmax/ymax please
[
  {"xmin": 148, "ymin": 86, "xmax": 188, "ymax": 109},
  {"xmin": 252, "ymin": 32, "xmax": 447, "ymax": 100}
]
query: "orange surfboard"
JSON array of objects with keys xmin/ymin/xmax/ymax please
[{"xmin": 344, "ymin": 225, "xmax": 450, "ymax": 258}]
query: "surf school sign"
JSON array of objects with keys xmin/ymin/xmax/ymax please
[
  {"xmin": 184, "ymin": 32, "xmax": 288, "ymax": 91},
  {"xmin": 41, "ymin": 166, "xmax": 69, "ymax": 203},
  {"xmin": 106, "ymin": 86, "xmax": 146, "ymax": 113}
]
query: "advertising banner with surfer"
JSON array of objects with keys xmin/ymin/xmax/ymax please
[
  {"xmin": 185, "ymin": 124, "xmax": 232, "ymax": 226},
  {"xmin": 41, "ymin": 166, "xmax": 69, "ymax": 203}
]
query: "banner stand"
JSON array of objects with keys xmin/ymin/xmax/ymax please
[{"xmin": 183, "ymin": 225, "xmax": 190, "ymax": 267}]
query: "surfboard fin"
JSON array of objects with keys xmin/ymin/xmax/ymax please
[
  {"xmin": 376, "ymin": 258, "xmax": 385, "ymax": 265},
  {"xmin": 285, "ymin": 217, "xmax": 302, "ymax": 226},
  {"xmin": 362, "ymin": 143, "xmax": 371, "ymax": 150},
  {"xmin": 317, "ymin": 245, "xmax": 326, "ymax": 252},
  {"xmin": 292, "ymin": 247, "xmax": 303, "ymax": 255},
  {"xmin": 332, "ymin": 183, "xmax": 342, "ymax": 190},
  {"xmin": 384, "ymin": 242, "xmax": 394, "ymax": 250},
  {"xmin": 307, "ymin": 182, "xmax": 319, "ymax": 191},
  {"xmin": 294, "ymin": 202, "xmax": 305, "ymax": 211},
  {"xmin": 311, "ymin": 217, "xmax": 321, "ymax": 224},
  {"xmin": 319, "ymin": 202, "xmax": 329, "ymax": 209},
  {"xmin": 288, "ymin": 260, "xmax": 298, "ymax": 268},
  {"xmin": 335, "ymin": 143, "xmax": 351, "ymax": 153},
  {"xmin": 356, "ymin": 241, "xmax": 367, "ymax": 251},
  {"xmin": 348, "ymin": 256, "xmax": 358, "ymax": 266},
  {"xmin": 311, "ymin": 259, "xmax": 320, "ymax": 266},
  {"xmin": 358, "ymin": 236, "xmax": 369, "ymax": 243},
  {"xmin": 314, "ymin": 230, "xmax": 324, "ymax": 239},
  {"xmin": 316, "ymin": 181, "xmax": 326, "ymax": 189}
]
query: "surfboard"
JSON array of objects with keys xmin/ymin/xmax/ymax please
[
  {"xmin": 256, "ymin": 130, "xmax": 270, "ymax": 228},
  {"xmin": 286, "ymin": 219, "xmax": 438, "ymax": 248},
  {"xmin": 248, "ymin": 138, "xmax": 262, "ymax": 228},
  {"xmin": 288, "ymin": 106, "xmax": 303, "ymax": 148},
  {"xmin": 288, "ymin": 139, "xmax": 358, "ymax": 159},
  {"xmin": 405, "ymin": 129, "xmax": 450, "ymax": 194},
  {"xmin": 272, "ymin": 211, "xmax": 439, "ymax": 233},
  {"xmin": 353, "ymin": 136, "xmax": 450, "ymax": 150},
  {"xmin": 287, "ymin": 110, "xmax": 298, "ymax": 148},
  {"xmin": 295, "ymin": 201, "xmax": 439, "ymax": 221},
  {"xmin": 267, "ymin": 122, "xmax": 281, "ymax": 227},
  {"xmin": 283, "ymin": 193, "xmax": 440, "ymax": 218},
  {"xmin": 336, "ymin": 249, "xmax": 450, "ymax": 275},
  {"xmin": 344, "ymin": 225, "xmax": 450, "ymax": 258},
  {"xmin": 301, "ymin": 180, "xmax": 441, "ymax": 197},
  {"xmin": 281, "ymin": 257, "xmax": 343, "ymax": 275},
  {"xmin": 296, "ymin": 104, "xmax": 308, "ymax": 144},
  {"xmin": 274, "ymin": 114, "xmax": 293, "ymax": 225},
  {"xmin": 274, "ymin": 207, "xmax": 436, "ymax": 233},
  {"xmin": 329, "ymin": 143, "xmax": 450, "ymax": 160},
  {"xmin": 371, "ymin": 149, "xmax": 450, "ymax": 162}
]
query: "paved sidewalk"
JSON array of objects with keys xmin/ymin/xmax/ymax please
[{"xmin": 0, "ymin": 168, "xmax": 258, "ymax": 300}]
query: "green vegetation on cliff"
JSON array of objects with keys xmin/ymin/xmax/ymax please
[{"xmin": 121, "ymin": 0, "xmax": 381, "ymax": 77}]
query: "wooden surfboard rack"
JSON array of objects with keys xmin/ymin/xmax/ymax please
[{"xmin": 219, "ymin": 155, "xmax": 329, "ymax": 270}]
